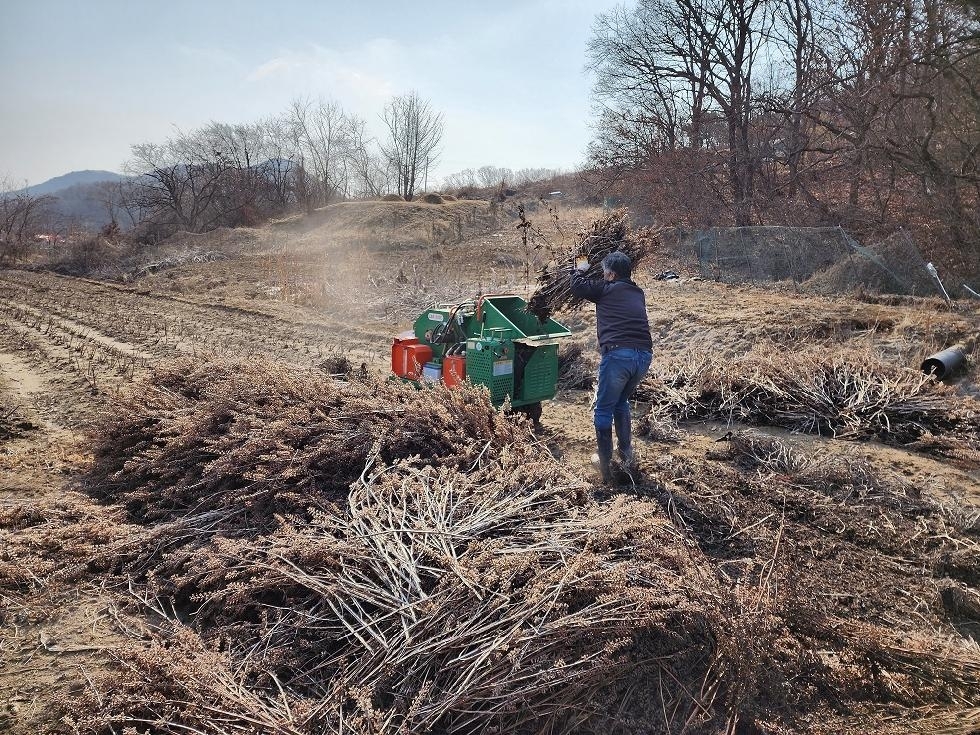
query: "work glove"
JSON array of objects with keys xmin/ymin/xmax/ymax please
[{"xmin": 575, "ymin": 255, "xmax": 590, "ymax": 272}]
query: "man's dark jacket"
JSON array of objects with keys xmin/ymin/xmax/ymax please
[{"xmin": 570, "ymin": 270, "xmax": 653, "ymax": 352}]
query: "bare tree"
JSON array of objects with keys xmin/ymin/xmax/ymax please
[
  {"xmin": 259, "ymin": 114, "xmax": 299, "ymax": 210},
  {"xmin": 513, "ymin": 168, "xmax": 559, "ymax": 186},
  {"xmin": 835, "ymin": 0, "xmax": 979, "ymax": 261},
  {"xmin": 118, "ymin": 93, "xmax": 450, "ymax": 235},
  {"xmin": 769, "ymin": 0, "xmax": 821, "ymax": 198},
  {"xmin": 588, "ymin": 0, "xmax": 978, "ymax": 272},
  {"xmin": 287, "ymin": 97, "xmax": 358, "ymax": 207},
  {"xmin": 477, "ymin": 166, "xmax": 514, "ymax": 189},
  {"xmin": 198, "ymin": 121, "xmax": 269, "ymax": 225},
  {"xmin": 442, "ymin": 168, "xmax": 477, "ymax": 191},
  {"xmin": 127, "ymin": 130, "xmax": 236, "ymax": 234},
  {"xmin": 93, "ymin": 180, "xmax": 124, "ymax": 229},
  {"xmin": 588, "ymin": 0, "xmax": 774, "ymax": 225},
  {"xmin": 126, "ymin": 118, "xmax": 300, "ymax": 236},
  {"xmin": 347, "ymin": 115, "xmax": 390, "ymax": 197},
  {"xmin": 0, "ymin": 178, "xmax": 55, "ymax": 263},
  {"xmin": 380, "ymin": 92, "xmax": 444, "ymax": 201},
  {"xmin": 115, "ymin": 178, "xmax": 147, "ymax": 230}
]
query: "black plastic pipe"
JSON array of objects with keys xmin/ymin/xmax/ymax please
[{"xmin": 921, "ymin": 346, "xmax": 967, "ymax": 379}]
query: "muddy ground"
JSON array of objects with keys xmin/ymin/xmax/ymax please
[{"xmin": 1, "ymin": 200, "xmax": 978, "ymax": 732}]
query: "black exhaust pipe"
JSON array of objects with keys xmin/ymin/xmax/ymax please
[{"xmin": 921, "ymin": 345, "xmax": 968, "ymax": 379}]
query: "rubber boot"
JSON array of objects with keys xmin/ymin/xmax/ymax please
[
  {"xmin": 595, "ymin": 427, "xmax": 614, "ymax": 483},
  {"xmin": 614, "ymin": 412, "xmax": 635, "ymax": 468}
]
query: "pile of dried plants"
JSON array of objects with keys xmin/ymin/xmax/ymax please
[
  {"xmin": 86, "ymin": 358, "xmax": 530, "ymax": 528},
  {"xmin": 635, "ymin": 346, "xmax": 980, "ymax": 446},
  {"xmin": 651, "ymin": 426, "xmax": 980, "ymax": 732},
  {"xmin": 527, "ymin": 209, "xmax": 659, "ymax": 321},
  {"xmin": 71, "ymin": 358, "xmax": 730, "ymax": 734},
  {"xmin": 77, "ymin": 471, "xmax": 720, "ymax": 734},
  {"xmin": 556, "ymin": 341, "xmax": 596, "ymax": 390},
  {"xmin": 48, "ymin": 356, "xmax": 980, "ymax": 734}
]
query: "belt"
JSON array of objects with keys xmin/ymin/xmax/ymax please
[{"xmin": 600, "ymin": 344, "xmax": 649, "ymax": 354}]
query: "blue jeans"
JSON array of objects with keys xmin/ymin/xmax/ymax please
[{"xmin": 594, "ymin": 348, "xmax": 653, "ymax": 430}]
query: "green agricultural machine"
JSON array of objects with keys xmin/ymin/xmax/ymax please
[{"xmin": 391, "ymin": 295, "xmax": 572, "ymax": 422}]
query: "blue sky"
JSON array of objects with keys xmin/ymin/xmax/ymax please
[{"xmin": 0, "ymin": 0, "xmax": 621, "ymax": 187}]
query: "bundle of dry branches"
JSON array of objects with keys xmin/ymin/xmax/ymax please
[
  {"xmin": 635, "ymin": 346, "xmax": 980, "ymax": 445},
  {"xmin": 73, "ymin": 357, "xmax": 731, "ymax": 734},
  {"xmin": 58, "ymin": 356, "xmax": 980, "ymax": 735},
  {"xmin": 556, "ymin": 341, "xmax": 596, "ymax": 389},
  {"xmin": 527, "ymin": 209, "xmax": 659, "ymax": 321}
]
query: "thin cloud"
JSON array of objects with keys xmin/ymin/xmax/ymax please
[
  {"xmin": 248, "ymin": 57, "xmax": 300, "ymax": 82},
  {"xmin": 246, "ymin": 43, "xmax": 398, "ymax": 108}
]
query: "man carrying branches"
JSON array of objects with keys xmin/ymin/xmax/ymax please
[{"xmin": 571, "ymin": 251, "xmax": 653, "ymax": 482}]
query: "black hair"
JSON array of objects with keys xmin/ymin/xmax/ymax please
[{"xmin": 602, "ymin": 251, "xmax": 632, "ymax": 279}]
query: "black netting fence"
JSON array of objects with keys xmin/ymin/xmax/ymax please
[{"xmin": 663, "ymin": 226, "xmax": 944, "ymax": 296}]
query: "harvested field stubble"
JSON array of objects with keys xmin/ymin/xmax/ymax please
[
  {"xmin": 0, "ymin": 406, "xmax": 36, "ymax": 440},
  {"xmin": 60, "ymin": 357, "xmax": 980, "ymax": 734}
]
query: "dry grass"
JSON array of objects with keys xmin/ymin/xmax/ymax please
[
  {"xmin": 635, "ymin": 344, "xmax": 980, "ymax": 447},
  {"xmin": 35, "ymin": 357, "xmax": 978, "ymax": 734}
]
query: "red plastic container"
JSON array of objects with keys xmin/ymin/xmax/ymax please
[
  {"xmin": 402, "ymin": 343, "xmax": 433, "ymax": 380},
  {"xmin": 391, "ymin": 336, "xmax": 419, "ymax": 377},
  {"xmin": 443, "ymin": 354, "xmax": 466, "ymax": 388}
]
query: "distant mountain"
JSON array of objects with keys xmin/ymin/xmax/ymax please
[
  {"xmin": 13, "ymin": 170, "xmax": 127, "ymax": 197},
  {"xmin": 1, "ymin": 170, "xmax": 131, "ymax": 231}
]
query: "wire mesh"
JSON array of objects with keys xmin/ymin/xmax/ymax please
[{"xmin": 666, "ymin": 226, "xmax": 940, "ymax": 296}]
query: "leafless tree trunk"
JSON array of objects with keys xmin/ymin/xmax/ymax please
[
  {"xmin": 287, "ymin": 97, "xmax": 357, "ymax": 207},
  {"xmin": 0, "ymin": 180, "xmax": 55, "ymax": 264},
  {"xmin": 772, "ymin": 0, "xmax": 818, "ymax": 196},
  {"xmin": 347, "ymin": 116, "xmax": 390, "ymax": 198},
  {"xmin": 259, "ymin": 114, "xmax": 299, "ymax": 210}
]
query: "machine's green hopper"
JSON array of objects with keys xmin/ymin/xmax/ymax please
[{"xmin": 393, "ymin": 294, "xmax": 572, "ymax": 420}]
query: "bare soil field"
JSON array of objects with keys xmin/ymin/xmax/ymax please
[{"xmin": 1, "ymin": 200, "xmax": 979, "ymax": 734}]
